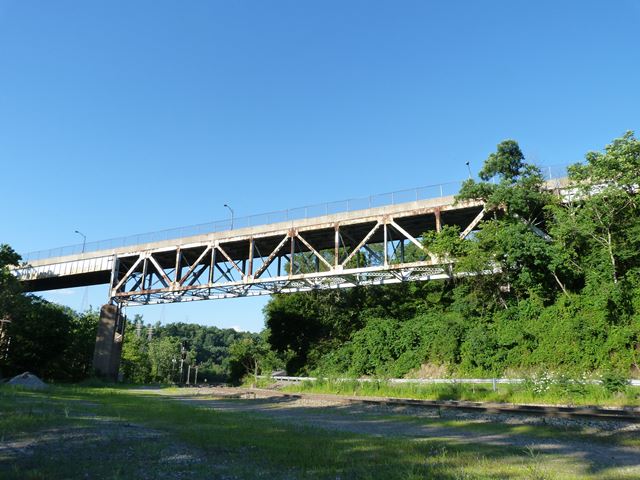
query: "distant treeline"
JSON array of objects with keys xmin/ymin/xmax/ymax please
[
  {"xmin": 0, "ymin": 244, "xmax": 263, "ymax": 382},
  {"xmin": 263, "ymin": 133, "xmax": 640, "ymax": 379},
  {"xmin": 120, "ymin": 318, "xmax": 259, "ymax": 383}
]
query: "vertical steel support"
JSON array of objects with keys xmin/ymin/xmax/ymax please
[
  {"xmin": 289, "ymin": 231, "xmax": 295, "ymax": 276},
  {"xmin": 141, "ymin": 256, "xmax": 148, "ymax": 291},
  {"xmin": 334, "ymin": 225, "xmax": 340, "ymax": 267},
  {"xmin": 247, "ymin": 237, "xmax": 254, "ymax": 277},
  {"xmin": 108, "ymin": 254, "xmax": 120, "ymax": 300},
  {"xmin": 383, "ymin": 222, "xmax": 388, "ymax": 266},
  {"xmin": 435, "ymin": 208, "xmax": 442, "ymax": 233},
  {"xmin": 209, "ymin": 246, "xmax": 216, "ymax": 284},
  {"xmin": 174, "ymin": 248, "xmax": 181, "ymax": 283}
]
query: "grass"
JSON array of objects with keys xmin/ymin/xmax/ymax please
[
  {"xmin": 281, "ymin": 378, "xmax": 640, "ymax": 407},
  {"xmin": 0, "ymin": 384, "xmax": 637, "ymax": 479}
]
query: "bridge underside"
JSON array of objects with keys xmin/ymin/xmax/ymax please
[
  {"xmin": 14, "ymin": 196, "xmax": 486, "ymax": 305},
  {"xmin": 110, "ymin": 203, "xmax": 484, "ymax": 306}
]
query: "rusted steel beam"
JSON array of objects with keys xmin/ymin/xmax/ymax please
[
  {"xmin": 178, "ymin": 246, "xmax": 212, "ymax": 285},
  {"xmin": 341, "ymin": 222, "xmax": 381, "ymax": 267},
  {"xmin": 147, "ymin": 255, "xmax": 172, "ymax": 288},
  {"xmin": 383, "ymin": 222, "xmax": 388, "ymax": 266},
  {"xmin": 216, "ymin": 244, "xmax": 245, "ymax": 277},
  {"xmin": 334, "ymin": 225, "xmax": 340, "ymax": 268},
  {"xmin": 113, "ymin": 256, "xmax": 143, "ymax": 292},
  {"xmin": 108, "ymin": 254, "xmax": 119, "ymax": 299},
  {"xmin": 215, "ymin": 262, "xmax": 235, "ymax": 282},
  {"xmin": 112, "ymin": 261, "xmax": 453, "ymax": 304},
  {"xmin": 289, "ymin": 230, "xmax": 295, "ymax": 276},
  {"xmin": 174, "ymin": 248, "xmax": 181, "ymax": 283},
  {"xmin": 295, "ymin": 232, "xmax": 333, "ymax": 270},
  {"xmin": 253, "ymin": 234, "xmax": 288, "ymax": 279},
  {"xmin": 247, "ymin": 238, "xmax": 254, "ymax": 277},
  {"xmin": 460, "ymin": 209, "xmax": 485, "ymax": 239},
  {"xmin": 388, "ymin": 220, "xmax": 424, "ymax": 251}
]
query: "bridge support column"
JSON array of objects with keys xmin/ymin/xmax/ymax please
[{"xmin": 92, "ymin": 304, "xmax": 126, "ymax": 381}]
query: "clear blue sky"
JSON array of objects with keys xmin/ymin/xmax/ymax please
[{"xmin": 1, "ymin": 1, "xmax": 639, "ymax": 331}]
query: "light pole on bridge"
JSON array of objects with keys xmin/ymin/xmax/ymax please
[
  {"xmin": 74, "ymin": 230, "xmax": 87, "ymax": 254},
  {"xmin": 223, "ymin": 204, "xmax": 234, "ymax": 230}
]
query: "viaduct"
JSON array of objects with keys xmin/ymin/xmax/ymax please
[{"xmin": 11, "ymin": 178, "xmax": 566, "ymax": 379}]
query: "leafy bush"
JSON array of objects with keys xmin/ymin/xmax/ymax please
[{"xmin": 600, "ymin": 370, "xmax": 629, "ymax": 395}]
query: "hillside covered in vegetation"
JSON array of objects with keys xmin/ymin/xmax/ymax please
[{"xmin": 263, "ymin": 133, "xmax": 640, "ymax": 379}]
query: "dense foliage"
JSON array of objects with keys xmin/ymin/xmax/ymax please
[
  {"xmin": 264, "ymin": 133, "xmax": 640, "ymax": 378},
  {"xmin": 0, "ymin": 246, "xmax": 99, "ymax": 381},
  {"xmin": 0, "ymin": 245, "xmax": 263, "ymax": 383},
  {"xmin": 119, "ymin": 318, "xmax": 262, "ymax": 383}
]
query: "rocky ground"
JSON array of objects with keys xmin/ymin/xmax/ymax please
[{"xmin": 157, "ymin": 386, "xmax": 640, "ymax": 472}]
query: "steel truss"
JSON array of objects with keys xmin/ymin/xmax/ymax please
[{"xmin": 110, "ymin": 204, "xmax": 484, "ymax": 306}]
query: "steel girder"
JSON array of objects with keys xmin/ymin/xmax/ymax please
[{"xmin": 108, "ymin": 207, "xmax": 486, "ymax": 306}]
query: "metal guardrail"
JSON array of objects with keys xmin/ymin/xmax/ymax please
[
  {"xmin": 21, "ymin": 165, "xmax": 569, "ymax": 262},
  {"xmin": 270, "ymin": 375, "xmax": 640, "ymax": 389}
]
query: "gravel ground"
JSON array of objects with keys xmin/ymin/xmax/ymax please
[
  {"xmin": 156, "ymin": 387, "xmax": 640, "ymax": 472},
  {"xmin": 0, "ymin": 417, "xmax": 222, "ymax": 480}
]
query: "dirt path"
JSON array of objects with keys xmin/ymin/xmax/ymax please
[{"xmin": 155, "ymin": 388, "xmax": 640, "ymax": 473}]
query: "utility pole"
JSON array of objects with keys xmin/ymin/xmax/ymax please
[{"xmin": 179, "ymin": 343, "xmax": 186, "ymax": 384}]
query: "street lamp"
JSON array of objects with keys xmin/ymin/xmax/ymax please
[
  {"xmin": 74, "ymin": 230, "xmax": 87, "ymax": 253},
  {"xmin": 223, "ymin": 204, "xmax": 234, "ymax": 230},
  {"xmin": 465, "ymin": 161, "xmax": 472, "ymax": 179}
]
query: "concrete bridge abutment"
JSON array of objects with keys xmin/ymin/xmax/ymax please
[{"xmin": 92, "ymin": 304, "xmax": 125, "ymax": 381}]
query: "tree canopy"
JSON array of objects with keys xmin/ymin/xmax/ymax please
[{"xmin": 263, "ymin": 133, "xmax": 640, "ymax": 378}]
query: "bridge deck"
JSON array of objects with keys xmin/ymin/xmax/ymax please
[{"xmin": 15, "ymin": 193, "xmax": 484, "ymax": 303}]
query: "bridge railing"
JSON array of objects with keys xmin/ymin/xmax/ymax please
[{"xmin": 21, "ymin": 165, "xmax": 568, "ymax": 262}]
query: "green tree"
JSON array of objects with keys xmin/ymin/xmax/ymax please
[
  {"xmin": 121, "ymin": 323, "xmax": 152, "ymax": 383},
  {"xmin": 4, "ymin": 297, "xmax": 75, "ymax": 379},
  {"xmin": 228, "ymin": 333, "xmax": 269, "ymax": 384},
  {"xmin": 552, "ymin": 131, "xmax": 640, "ymax": 286},
  {"xmin": 61, "ymin": 309, "xmax": 100, "ymax": 381},
  {"xmin": 147, "ymin": 336, "xmax": 181, "ymax": 382},
  {"xmin": 0, "ymin": 244, "xmax": 21, "ymax": 324}
]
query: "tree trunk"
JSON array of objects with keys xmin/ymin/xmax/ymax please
[
  {"xmin": 254, "ymin": 359, "xmax": 259, "ymax": 386},
  {"xmin": 607, "ymin": 229, "xmax": 618, "ymax": 284},
  {"xmin": 551, "ymin": 271, "xmax": 569, "ymax": 297}
]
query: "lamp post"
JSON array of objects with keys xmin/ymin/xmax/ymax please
[
  {"xmin": 223, "ymin": 204, "xmax": 234, "ymax": 230},
  {"xmin": 465, "ymin": 161, "xmax": 472, "ymax": 179},
  {"xmin": 74, "ymin": 230, "xmax": 89, "ymax": 311},
  {"xmin": 74, "ymin": 230, "xmax": 87, "ymax": 253}
]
